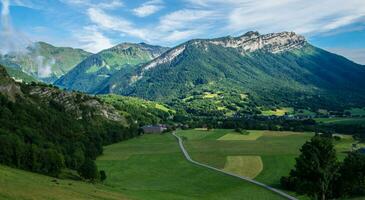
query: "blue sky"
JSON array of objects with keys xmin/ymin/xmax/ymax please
[{"xmin": 1, "ymin": 0, "xmax": 365, "ymax": 64}]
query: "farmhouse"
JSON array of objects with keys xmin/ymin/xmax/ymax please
[{"xmin": 142, "ymin": 124, "xmax": 167, "ymax": 134}]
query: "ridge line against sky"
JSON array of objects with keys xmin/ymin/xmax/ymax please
[{"xmin": 0, "ymin": 0, "xmax": 365, "ymax": 64}]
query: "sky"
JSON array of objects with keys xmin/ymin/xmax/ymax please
[{"xmin": 0, "ymin": 0, "xmax": 365, "ymax": 64}]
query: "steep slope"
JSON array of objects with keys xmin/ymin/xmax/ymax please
[
  {"xmin": 0, "ymin": 42, "xmax": 91, "ymax": 83},
  {"xmin": 54, "ymin": 43, "xmax": 169, "ymax": 93},
  {"xmin": 97, "ymin": 32, "xmax": 365, "ymax": 115}
]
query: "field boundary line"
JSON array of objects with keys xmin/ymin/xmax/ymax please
[{"xmin": 172, "ymin": 131, "xmax": 298, "ymax": 200}]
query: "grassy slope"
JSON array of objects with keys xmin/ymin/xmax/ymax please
[
  {"xmin": 0, "ymin": 165, "xmax": 128, "ymax": 200},
  {"xmin": 97, "ymin": 134, "xmax": 284, "ymax": 200},
  {"xmin": 3, "ymin": 66, "xmax": 38, "ymax": 83},
  {"xmin": 177, "ymin": 129, "xmax": 358, "ymax": 199}
]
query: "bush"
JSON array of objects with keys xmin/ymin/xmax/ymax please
[
  {"xmin": 99, "ymin": 170, "xmax": 107, "ymax": 182},
  {"xmin": 77, "ymin": 159, "xmax": 99, "ymax": 181}
]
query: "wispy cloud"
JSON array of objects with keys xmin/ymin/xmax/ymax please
[
  {"xmin": 133, "ymin": 0, "xmax": 164, "ymax": 17},
  {"xmin": 87, "ymin": 8, "xmax": 148, "ymax": 39},
  {"xmin": 13, "ymin": 0, "xmax": 364, "ymax": 52},
  {"xmin": 74, "ymin": 26, "xmax": 113, "ymax": 53},
  {"xmin": 185, "ymin": 0, "xmax": 365, "ymax": 36},
  {"xmin": 0, "ymin": 0, "xmax": 32, "ymax": 54},
  {"xmin": 61, "ymin": 0, "xmax": 124, "ymax": 10}
]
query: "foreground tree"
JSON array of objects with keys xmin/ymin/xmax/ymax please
[
  {"xmin": 281, "ymin": 136, "xmax": 340, "ymax": 200},
  {"xmin": 336, "ymin": 152, "xmax": 365, "ymax": 197}
]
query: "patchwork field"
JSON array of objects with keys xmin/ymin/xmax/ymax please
[
  {"xmin": 1, "ymin": 130, "xmax": 360, "ymax": 200},
  {"xmin": 96, "ymin": 133, "xmax": 285, "ymax": 200},
  {"xmin": 177, "ymin": 129, "xmax": 359, "ymax": 199},
  {"xmin": 0, "ymin": 133, "xmax": 284, "ymax": 200}
]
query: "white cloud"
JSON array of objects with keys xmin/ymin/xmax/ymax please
[
  {"xmin": 58, "ymin": 0, "xmax": 365, "ymax": 50},
  {"xmin": 74, "ymin": 26, "xmax": 114, "ymax": 53},
  {"xmin": 133, "ymin": 0, "xmax": 164, "ymax": 17},
  {"xmin": 185, "ymin": 0, "xmax": 365, "ymax": 36},
  {"xmin": 87, "ymin": 8, "xmax": 148, "ymax": 39},
  {"xmin": 61, "ymin": 0, "xmax": 124, "ymax": 10}
]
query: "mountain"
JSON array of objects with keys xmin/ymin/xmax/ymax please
[
  {"xmin": 54, "ymin": 42, "xmax": 169, "ymax": 93},
  {"xmin": 0, "ymin": 42, "xmax": 91, "ymax": 83},
  {"xmin": 96, "ymin": 31, "xmax": 365, "ymax": 116}
]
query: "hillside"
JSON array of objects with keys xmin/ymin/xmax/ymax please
[
  {"xmin": 55, "ymin": 43, "xmax": 169, "ymax": 93},
  {"xmin": 0, "ymin": 63, "xmax": 153, "ymax": 178},
  {"xmin": 3, "ymin": 65, "xmax": 38, "ymax": 83},
  {"xmin": 0, "ymin": 42, "xmax": 91, "ymax": 83},
  {"xmin": 96, "ymin": 32, "xmax": 365, "ymax": 116},
  {"xmin": 99, "ymin": 94, "xmax": 175, "ymax": 126},
  {"xmin": 0, "ymin": 165, "xmax": 129, "ymax": 200}
]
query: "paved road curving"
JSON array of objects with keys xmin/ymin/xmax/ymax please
[{"xmin": 172, "ymin": 131, "xmax": 298, "ymax": 200}]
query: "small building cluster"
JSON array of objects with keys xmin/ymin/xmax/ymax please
[{"xmin": 142, "ymin": 124, "xmax": 168, "ymax": 134}]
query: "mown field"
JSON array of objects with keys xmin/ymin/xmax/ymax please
[
  {"xmin": 1, "ymin": 130, "xmax": 362, "ymax": 200},
  {"xmin": 177, "ymin": 129, "xmax": 360, "ymax": 199},
  {"xmin": 0, "ymin": 133, "xmax": 285, "ymax": 200},
  {"xmin": 96, "ymin": 134, "xmax": 285, "ymax": 200}
]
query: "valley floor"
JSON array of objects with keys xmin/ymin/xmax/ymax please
[{"xmin": 1, "ymin": 129, "xmax": 363, "ymax": 200}]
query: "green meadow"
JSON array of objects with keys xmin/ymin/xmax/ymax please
[
  {"xmin": 96, "ymin": 134, "xmax": 284, "ymax": 200},
  {"xmin": 177, "ymin": 129, "xmax": 359, "ymax": 199},
  {"xmin": 1, "ymin": 130, "xmax": 360, "ymax": 200},
  {"xmin": 0, "ymin": 165, "xmax": 128, "ymax": 200}
]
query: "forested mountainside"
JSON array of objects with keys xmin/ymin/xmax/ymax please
[
  {"xmin": 0, "ymin": 42, "xmax": 91, "ymax": 83},
  {"xmin": 55, "ymin": 43, "xmax": 169, "ymax": 93},
  {"xmin": 95, "ymin": 32, "xmax": 365, "ymax": 116}
]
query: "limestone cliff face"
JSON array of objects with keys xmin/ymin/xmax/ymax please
[{"xmin": 207, "ymin": 31, "xmax": 306, "ymax": 53}]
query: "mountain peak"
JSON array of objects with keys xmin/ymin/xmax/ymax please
[{"xmin": 207, "ymin": 31, "xmax": 306, "ymax": 53}]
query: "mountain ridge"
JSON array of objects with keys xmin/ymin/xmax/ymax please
[
  {"xmin": 94, "ymin": 31, "xmax": 365, "ymax": 115},
  {"xmin": 54, "ymin": 42, "xmax": 168, "ymax": 93}
]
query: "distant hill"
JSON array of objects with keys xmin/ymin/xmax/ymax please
[
  {"xmin": 95, "ymin": 32, "xmax": 365, "ymax": 116},
  {"xmin": 3, "ymin": 65, "xmax": 38, "ymax": 83},
  {"xmin": 0, "ymin": 42, "xmax": 91, "ymax": 83},
  {"xmin": 54, "ymin": 43, "xmax": 169, "ymax": 93}
]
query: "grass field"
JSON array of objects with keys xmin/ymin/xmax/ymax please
[
  {"xmin": 96, "ymin": 134, "xmax": 284, "ymax": 200},
  {"xmin": 1, "ymin": 130, "xmax": 359, "ymax": 200},
  {"xmin": 261, "ymin": 107, "xmax": 294, "ymax": 116},
  {"xmin": 315, "ymin": 117, "xmax": 365, "ymax": 125},
  {"xmin": 177, "ymin": 129, "xmax": 359, "ymax": 199},
  {"xmin": 1, "ymin": 133, "xmax": 284, "ymax": 200},
  {"xmin": 0, "ymin": 165, "xmax": 128, "ymax": 200}
]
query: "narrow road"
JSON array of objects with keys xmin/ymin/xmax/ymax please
[{"xmin": 172, "ymin": 131, "xmax": 298, "ymax": 200}]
